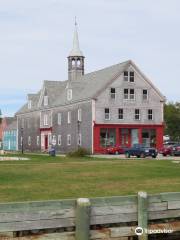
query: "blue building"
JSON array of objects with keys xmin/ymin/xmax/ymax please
[{"xmin": 3, "ymin": 119, "xmax": 17, "ymax": 151}]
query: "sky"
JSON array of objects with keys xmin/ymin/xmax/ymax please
[{"xmin": 0, "ymin": 0, "xmax": 180, "ymax": 116}]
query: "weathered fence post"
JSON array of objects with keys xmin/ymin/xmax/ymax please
[
  {"xmin": 138, "ymin": 191, "xmax": 148, "ymax": 240},
  {"xmin": 75, "ymin": 198, "xmax": 91, "ymax": 240}
]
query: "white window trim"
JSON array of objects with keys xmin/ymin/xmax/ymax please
[
  {"xmin": 124, "ymin": 71, "xmax": 129, "ymax": 81},
  {"xmin": 28, "ymin": 136, "xmax": 31, "ymax": 146},
  {"xmin": 67, "ymin": 134, "xmax": 71, "ymax": 145},
  {"xmin": 110, "ymin": 88, "xmax": 116, "ymax": 99},
  {"xmin": 118, "ymin": 108, "xmax": 124, "ymax": 120},
  {"xmin": 123, "ymin": 88, "xmax": 135, "ymax": 100},
  {"xmin": 135, "ymin": 109, "xmax": 141, "ymax": 121},
  {"xmin": 129, "ymin": 71, "xmax": 135, "ymax": 82},
  {"xmin": 124, "ymin": 71, "xmax": 134, "ymax": 82},
  {"xmin": 58, "ymin": 113, "xmax": 62, "ymax": 125},
  {"xmin": 52, "ymin": 135, "xmax": 57, "ymax": 146},
  {"xmin": 58, "ymin": 135, "xmax": 62, "ymax": 146},
  {"xmin": 105, "ymin": 108, "xmax": 110, "ymax": 120},
  {"xmin": 67, "ymin": 89, "xmax": 72, "ymax": 101},
  {"xmin": 78, "ymin": 108, "xmax": 82, "ymax": 122},
  {"xmin": 44, "ymin": 114, "xmax": 48, "ymax": 126},
  {"xmin": 142, "ymin": 89, "xmax": 148, "ymax": 101},
  {"xmin": 44, "ymin": 96, "xmax": 48, "ymax": 106},
  {"xmin": 67, "ymin": 111, "xmax": 71, "ymax": 124},
  {"xmin": 148, "ymin": 109, "xmax": 153, "ymax": 120}
]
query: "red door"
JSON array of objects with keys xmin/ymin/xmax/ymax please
[{"xmin": 45, "ymin": 135, "xmax": 48, "ymax": 150}]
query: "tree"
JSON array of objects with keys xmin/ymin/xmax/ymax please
[{"xmin": 164, "ymin": 102, "xmax": 180, "ymax": 141}]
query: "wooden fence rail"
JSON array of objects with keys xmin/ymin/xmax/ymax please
[{"xmin": 0, "ymin": 192, "xmax": 180, "ymax": 240}]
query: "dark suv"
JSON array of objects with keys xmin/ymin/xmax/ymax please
[{"xmin": 125, "ymin": 144, "xmax": 158, "ymax": 158}]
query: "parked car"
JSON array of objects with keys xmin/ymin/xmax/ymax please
[
  {"xmin": 160, "ymin": 142, "xmax": 179, "ymax": 156},
  {"xmin": 160, "ymin": 145, "xmax": 174, "ymax": 156},
  {"xmin": 172, "ymin": 144, "xmax": 180, "ymax": 156},
  {"xmin": 125, "ymin": 144, "xmax": 158, "ymax": 158},
  {"xmin": 106, "ymin": 145, "xmax": 125, "ymax": 155}
]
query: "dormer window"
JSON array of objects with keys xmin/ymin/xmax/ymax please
[
  {"xmin": 44, "ymin": 96, "xmax": 48, "ymax": 106},
  {"xmin": 67, "ymin": 89, "xmax": 72, "ymax": 101},
  {"xmin": 28, "ymin": 100, "xmax": 32, "ymax": 109}
]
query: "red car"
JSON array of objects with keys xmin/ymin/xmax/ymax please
[
  {"xmin": 106, "ymin": 145, "xmax": 125, "ymax": 155},
  {"xmin": 160, "ymin": 143, "xmax": 178, "ymax": 156},
  {"xmin": 161, "ymin": 145, "xmax": 174, "ymax": 156}
]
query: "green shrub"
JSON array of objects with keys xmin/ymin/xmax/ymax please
[{"xmin": 67, "ymin": 147, "xmax": 90, "ymax": 157}]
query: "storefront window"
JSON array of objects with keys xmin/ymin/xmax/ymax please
[
  {"xmin": 142, "ymin": 129, "xmax": 156, "ymax": 147},
  {"xmin": 100, "ymin": 128, "xmax": 116, "ymax": 147}
]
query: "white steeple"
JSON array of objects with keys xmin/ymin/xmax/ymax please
[{"xmin": 69, "ymin": 19, "xmax": 84, "ymax": 57}]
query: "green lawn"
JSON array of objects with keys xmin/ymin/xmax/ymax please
[{"xmin": 0, "ymin": 154, "xmax": 179, "ymax": 202}]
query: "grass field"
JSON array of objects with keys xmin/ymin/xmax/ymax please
[{"xmin": 0, "ymin": 154, "xmax": 180, "ymax": 202}]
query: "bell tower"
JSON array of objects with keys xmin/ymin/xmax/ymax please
[{"xmin": 68, "ymin": 20, "xmax": 84, "ymax": 81}]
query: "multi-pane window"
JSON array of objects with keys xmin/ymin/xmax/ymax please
[
  {"xmin": 78, "ymin": 109, "xmax": 82, "ymax": 122},
  {"xmin": 44, "ymin": 96, "xmax": 48, "ymax": 106},
  {"xmin": 124, "ymin": 71, "xmax": 134, "ymax": 82},
  {"xmin": 105, "ymin": 108, "xmax": 110, "ymax": 120},
  {"xmin": 58, "ymin": 113, "xmax": 62, "ymax": 125},
  {"xmin": 67, "ymin": 89, "xmax": 72, "ymax": 101},
  {"xmin": 124, "ymin": 89, "xmax": 129, "ymax": 99},
  {"xmin": 67, "ymin": 134, "xmax": 71, "ymax": 145},
  {"xmin": 130, "ymin": 89, "xmax": 135, "ymax": 100},
  {"xmin": 124, "ymin": 89, "xmax": 135, "ymax": 100},
  {"xmin": 135, "ymin": 109, "xmax": 140, "ymax": 120},
  {"xmin": 118, "ymin": 108, "xmax": 123, "ymax": 120},
  {"xmin": 148, "ymin": 109, "xmax": 153, "ymax": 120},
  {"xmin": 143, "ymin": 89, "xmax": 148, "ymax": 100},
  {"xmin": 67, "ymin": 111, "xmax": 71, "ymax": 124},
  {"xmin": 130, "ymin": 72, "xmax": 134, "ymax": 82},
  {"xmin": 37, "ymin": 136, "xmax": 40, "ymax": 146},
  {"xmin": 110, "ymin": 88, "xmax": 116, "ymax": 99},
  {"xmin": 124, "ymin": 71, "xmax": 128, "ymax": 81},
  {"xmin": 44, "ymin": 114, "xmax": 48, "ymax": 125},
  {"xmin": 77, "ymin": 133, "xmax": 82, "ymax": 146},
  {"xmin": 58, "ymin": 135, "xmax": 62, "ymax": 145}
]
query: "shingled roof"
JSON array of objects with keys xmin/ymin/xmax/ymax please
[
  {"xmin": 16, "ymin": 59, "xmax": 165, "ymax": 115},
  {"xmin": 16, "ymin": 60, "xmax": 130, "ymax": 114}
]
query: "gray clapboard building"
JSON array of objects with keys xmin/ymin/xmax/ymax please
[{"xmin": 16, "ymin": 24, "xmax": 165, "ymax": 154}]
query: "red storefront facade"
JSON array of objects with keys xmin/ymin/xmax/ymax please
[{"xmin": 93, "ymin": 123, "xmax": 164, "ymax": 154}]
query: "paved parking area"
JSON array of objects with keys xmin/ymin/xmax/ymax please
[{"xmin": 92, "ymin": 154, "xmax": 180, "ymax": 161}]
